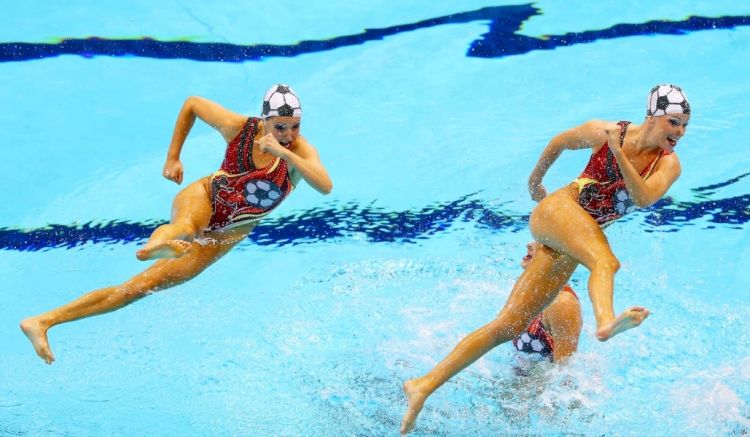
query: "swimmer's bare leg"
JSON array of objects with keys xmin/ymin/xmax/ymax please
[
  {"xmin": 583, "ymin": 246, "xmax": 649, "ymax": 340},
  {"xmin": 400, "ymin": 248, "xmax": 575, "ymax": 434},
  {"xmin": 21, "ymin": 229, "xmax": 245, "ymax": 364},
  {"xmin": 529, "ymin": 189, "xmax": 649, "ymax": 343},
  {"xmin": 136, "ymin": 178, "xmax": 213, "ymax": 261}
]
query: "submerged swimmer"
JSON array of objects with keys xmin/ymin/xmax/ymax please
[
  {"xmin": 513, "ymin": 243, "xmax": 582, "ymax": 363},
  {"xmin": 401, "ymin": 84, "xmax": 690, "ymax": 433},
  {"xmin": 21, "ymin": 84, "xmax": 333, "ymax": 364}
]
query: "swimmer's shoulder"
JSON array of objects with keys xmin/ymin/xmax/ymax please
[
  {"xmin": 543, "ymin": 288, "xmax": 583, "ymax": 346},
  {"xmin": 561, "ymin": 119, "xmax": 610, "ymax": 150},
  {"xmin": 652, "ymin": 148, "xmax": 682, "ymax": 177}
]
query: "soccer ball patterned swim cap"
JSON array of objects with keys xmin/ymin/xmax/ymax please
[
  {"xmin": 261, "ymin": 84, "xmax": 302, "ymax": 119},
  {"xmin": 647, "ymin": 84, "xmax": 690, "ymax": 117}
]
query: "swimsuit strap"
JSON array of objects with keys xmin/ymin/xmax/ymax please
[
  {"xmin": 237, "ymin": 117, "xmax": 258, "ymax": 173},
  {"xmin": 641, "ymin": 149, "xmax": 664, "ymax": 179},
  {"xmin": 605, "ymin": 121, "xmax": 632, "ymax": 181},
  {"xmin": 561, "ymin": 284, "xmax": 579, "ymax": 300},
  {"xmin": 616, "ymin": 121, "xmax": 631, "ymax": 148}
]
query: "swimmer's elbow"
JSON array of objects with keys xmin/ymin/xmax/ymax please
[
  {"xmin": 546, "ymin": 135, "xmax": 568, "ymax": 154},
  {"xmin": 181, "ymin": 96, "xmax": 203, "ymax": 118},
  {"xmin": 319, "ymin": 181, "xmax": 333, "ymax": 195},
  {"xmin": 632, "ymin": 198, "xmax": 651, "ymax": 208},
  {"xmin": 184, "ymin": 96, "xmax": 198, "ymax": 109},
  {"xmin": 633, "ymin": 194, "xmax": 660, "ymax": 209},
  {"xmin": 184, "ymin": 95, "xmax": 209, "ymax": 115}
]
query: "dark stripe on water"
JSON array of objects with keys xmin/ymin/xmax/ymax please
[
  {"xmin": 1, "ymin": 6, "xmax": 748, "ymax": 63},
  {"xmin": 1, "ymin": 185, "xmax": 747, "ymax": 252}
]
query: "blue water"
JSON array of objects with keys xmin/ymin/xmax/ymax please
[{"xmin": 2, "ymin": 1, "xmax": 749, "ymax": 435}]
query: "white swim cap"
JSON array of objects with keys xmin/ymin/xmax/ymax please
[
  {"xmin": 261, "ymin": 84, "xmax": 302, "ymax": 119},
  {"xmin": 647, "ymin": 84, "xmax": 691, "ymax": 117}
]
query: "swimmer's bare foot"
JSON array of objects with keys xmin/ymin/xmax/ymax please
[
  {"xmin": 136, "ymin": 240, "xmax": 192, "ymax": 261},
  {"xmin": 401, "ymin": 378, "xmax": 429, "ymax": 435},
  {"xmin": 596, "ymin": 306, "xmax": 650, "ymax": 341},
  {"xmin": 20, "ymin": 317, "xmax": 55, "ymax": 364}
]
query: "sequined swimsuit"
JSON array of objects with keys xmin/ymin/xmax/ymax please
[
  {"xmin": 206, "ymin": 117, "xmax": 295, "ymax": 231},
  {"xmin": 573, "ymin": 121, "xmax": 665, "ymax": 226},
  {"xmin": 513, "ymin": 285, "xmax": 578, "ymax": 358}
]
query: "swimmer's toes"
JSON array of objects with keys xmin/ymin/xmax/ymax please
[{"xmin": 629, "ymin": 307, "xmax": 650, "ymax": 322}]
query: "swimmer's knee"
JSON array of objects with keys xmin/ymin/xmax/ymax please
[
  {"xmin": 152, "ymin": 220, "xmax": 200, "ymax": 241},
  {"xmin": 171, "ymin": 220, "xmax": 201, "ymax": 239},
  {"xmin": 593, "ymin": 255, "xmax": 620, "ymax": 274},
  {"xmin": 114, "ymin": 284, "xmax": 153, "ymax": 302},
  {"xmin": 117, "ymin": 275, "xmax": 169, "ymax": 300}
]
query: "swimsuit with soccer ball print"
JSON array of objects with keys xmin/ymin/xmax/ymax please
[
  {"xmin": 207, "ymin": 117, "xmax": 295, "ymax": 231},
  {"xmin": 574, "ymin": 121, "xmax": 665, "ymax": 226},
  {"xmin": 513, "ymin": 285, "xmax": 578, "ymax": 359}
]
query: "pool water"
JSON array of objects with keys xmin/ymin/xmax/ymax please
[{"xmin": 1, "ymin": 1, "xmax": 749, "ymax": 435}]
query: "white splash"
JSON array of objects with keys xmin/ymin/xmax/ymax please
[{"xmin": 670, "ymin": 357, "xmax": 750, "ymax": 433}]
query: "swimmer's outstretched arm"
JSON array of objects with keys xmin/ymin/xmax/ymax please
[
  {"xmin": 162, "ymin": 96, "xmax": 247, "ymax": 184},
  {"xmin": 258, "ymin": 134, "xmax": 333, "ymax": 194},
  {"xmin": 527, "ymin": 120, "xmax": 606, "ymax": 201}
]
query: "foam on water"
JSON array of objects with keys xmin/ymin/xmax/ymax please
[{"xmin": 670, "ymin": 357, "xmax": 750, "ymax": 434}]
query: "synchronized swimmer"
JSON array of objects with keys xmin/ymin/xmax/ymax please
[
  {"xmin": 21, "ymin": 84, "xmax": 333, "ymax": 364},
  {"xmin": 401, "ymin": 84, "xmax": 691, "ymax": 433}
]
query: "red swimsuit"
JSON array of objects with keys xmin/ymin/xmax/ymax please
[
  {"xmin": 207, "ymin": 117, "xmax": 295, "ymax": 231},
  {"xmin": 513, "ymin": 285, "xmax": 578, "ymax": 358},
  {"xmin": 574, "ymin": 121, "xmax": 665, "ymax": 226}
]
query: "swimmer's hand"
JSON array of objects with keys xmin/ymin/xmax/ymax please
[
  {"xmin": 163, "ymin": 158, "xmax": 184, "ymax": 184},
  {"xmin": 605, "ymin": 127, "xmax": 625, "ymax": 157},
  {"xmin": 258, "ymin": 133, "xmax": 289, "ymax": 158},
  {"xmin": 529, "ymin": 181, "xmax": 547, "ymax": 202}
]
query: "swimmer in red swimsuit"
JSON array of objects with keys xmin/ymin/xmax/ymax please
[
  {"xmin": 401, "ymin": 84, "xmax": 690, "ymax": 433},
  {"xmin": 513, "ymin": 243, "xmax": 582, "ymax": 363},
  {"xmin": 21, "ymin": 84, "xmax": 333, "ymax": 364}
]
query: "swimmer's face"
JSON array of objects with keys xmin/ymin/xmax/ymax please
[
  {"xmin": 648, "ymin": 113, "xmax": 690, "ymax": 153},
  {"xmin": 266, "ymin": 116, "xmax": 301, "ymax": 146},
  {"xmin": 520, "ymin": 243, "xmax": 536, "ymax": 269}
]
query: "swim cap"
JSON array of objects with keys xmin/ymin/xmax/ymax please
[
  {"xmin": 647, "ymin": 84, "xmax": 691, "ymax": 117},
  {"xmin": 261, "ymin": 84, "xmax": 302, "ymax": 119}
]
